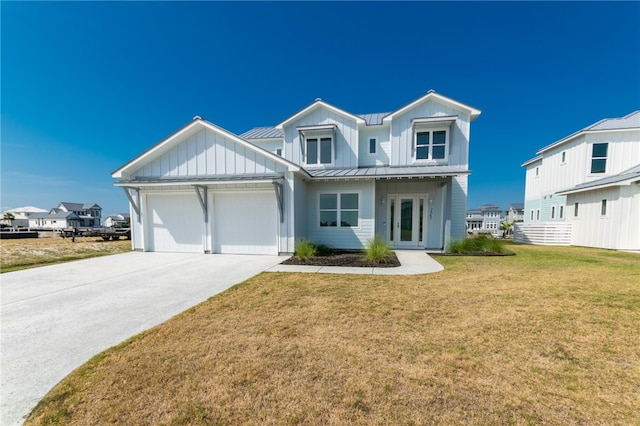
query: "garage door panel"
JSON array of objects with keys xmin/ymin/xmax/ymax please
[
  {"xmin": 147, "ymin": 194, "xmax": 202, "ymax": 253},
  {"xmin": 214, "ymin": 192, "xmax": 277, "ymax": 255}
]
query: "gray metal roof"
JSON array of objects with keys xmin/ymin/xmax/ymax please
[
  {"xmin": 356, "ymin": 112, "xmax": 390, "ymax": 126},
  {"xmin": 538, "ymin": 110, "xmax": 640, "ymax": 154},
  {"xmin": 240, "ymin": 127, "xmax": 283, "ymax": 139},
  {"xmin": 30, "ymin": 211, "xmax": 79, "ymax": 219},
  {"xmin": 59, "ymin": 202, "xmax": 101, "ymax": 211},
  {"xmin": 557, "ymin": 164, "xmax": 640, "ymax": 195},
  {"xmin": 117, "ymin": 174, "xmax": 285, "ymax": 186},
  {"xmin": 306, "ymin": 165, "xmax": 470, "ymax": 180},
  {"xmin": 586, "ymin": 110, "xmax": 640, "ymax": 131},
  {"xmin": 508, "ymin": 203, "xmax": 524, "ymax": 210}
]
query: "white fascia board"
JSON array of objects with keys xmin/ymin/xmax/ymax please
[
  {"xmin": 112, "ymin": 118, "xmax": 301, "ymax": 179},
  {"xmin": 383, "ymin": 91, "xmax": 482, "ymax": 124},
  {"xmin": 537, "ymin": 127, "xmax": 640, "ymax": 154},
  {"xmin": 521, "ymin": 156, "xmax": 543, "ymax": 167},
  {"xmin": 556, "ymin": 178, "xmax": 638, "ymax": 195},
  {"xmin": 113, "ymin": 178, "xmax": 282, "ymax": 188},
  {"xmin": 275, "ymin": 100, "xmax": 365, "ymax": 131}
]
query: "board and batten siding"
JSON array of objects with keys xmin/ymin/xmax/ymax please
[
  {"xmin": 567, "ymin": 185, "xmax": 640, "ymax": 250},
  {"xmin": 131, "ymin": 128, "xmax": 287, "ymax": 178},
  {"xmin": 305, "ymin": 180, "xmax": 375, "ymax": 249},
  {"xmin": 358, "ymin": 127, "xmax": 391, "ymax": 167},
  {"xmin": 282, "ymin": 108, "xmax": 359, "ymax": 168},
  {"xmin": 389, "ymin": 101, "xmax": 471, "ymax": 167},
  {"xmin": 448, "ymin": 175, "xmax": 468, "ymax": 245}
]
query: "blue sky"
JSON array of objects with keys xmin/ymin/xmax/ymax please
[{"xmin": 2, "ymin": 1, "xmax": 639, "ymax": 216}]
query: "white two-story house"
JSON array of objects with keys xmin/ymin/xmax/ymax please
[
  {"xmin": 112, "ymin": 90, "xmax": 481, "ymax": 254},
  {"xmin": 518, "ymin": 111, "xmax": 640, "ymax": 250}
]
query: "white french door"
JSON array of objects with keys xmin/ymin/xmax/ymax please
[{"xmin": 388, "ymin": 194, "xmax": 427, "ymax": 248}]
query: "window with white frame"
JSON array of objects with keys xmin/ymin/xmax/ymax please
[
  {"xmin": 591, "ymin": 143, "xmax": 608, "ymax": 174},
  {"xmin": 369, "ymin": 138, "xmax": 376, "ymax": 154},
  {"xmin": 551, "ymin": 206, "xmax": 555, "ymax": 219},
  {"xmin": 306, "ymin": 137, "xmax": 332, "ymax": 165},
  {"xmin": 319, "ymin": 193, "xmax": 359, "ymax": 228},
  {"xmin": 574, "ymin": 202, "xmax": 579, "ymax": 217},
  {"xmin": 415, "ymin": 130, "xmax": 447, "ymax": 161},
  {"xmin": 601, "ymin": 199, "xmax": 607, "ymax": 216},
  {"xmin": 560, "ymin": 205, "xmax": 564, "ymax": 219}
]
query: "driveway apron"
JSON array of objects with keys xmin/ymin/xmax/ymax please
[{"xmin": 1, "ymin": 252, "xmax": 285, "ymax": 426}]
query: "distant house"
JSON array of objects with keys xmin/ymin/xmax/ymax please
[
  {"xmin": 1, "ymin": 206, "xmax": 48, "ymax": 228},
  {"xmin": 517, "ymin": 111, "xmax": 640, "ymax": 250},
  {"xmin": 103, "ymin": 213, "xmax": 130, "ymax": 228},
  {"xmin": 466, "ymin": 204, "xmax": 504, "ymax": 237},
  {"xmin": 28, "ymin": 202, "xmax": 102, "ymax": 230},
  {"xmin": 506, "ymin": 203, "xmax": 525, "ymax": 223},
  {"xmin": 112, "ymin": 90, "xmax": 482, "ymax": 254}
]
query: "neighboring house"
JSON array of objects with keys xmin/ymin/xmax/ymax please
[
  {"xmin": 517, "ymin": 111, "xmax": 640, "ymax": 250},
  {"xmin": 506, "ymin": 203, "xmax": 525, "ymax": 223},
  {"xmin": 112, "ymin": 90, "xmax": 481, "ymax": 254},
  {"xmin": 0, "ymin": 206, "xmax": 48, "ymax": 228},
  {"xmin": 28, "ymin": 202, "xmax": 102, "ymax": 229},
  {"xmin": 103, "ymin": 213, "xmax": 130, "ymax": 228},
  {"xmin": 466, "ymin": 204, "xmax": 503, "ymax": 236}
]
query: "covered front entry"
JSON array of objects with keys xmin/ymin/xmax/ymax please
[
  {"xmin": 387, "ymin": 194, "xmax": 428, "ymax": 248},
  {"xmin": 213, "ymin": 191, "xmax": 278, "ymax": 255}
]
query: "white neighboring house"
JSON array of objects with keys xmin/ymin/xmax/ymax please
[
  {"xmin": 517, "ymin": 111, "xmax": 640, "ymax": 250},
  {"xmin": 28, "ymin": 202, "xmax": 102, "ymax": 230},
  {"xmin": 112, "ymin": 90, "xmax": 481, "ymax": 254},
  {"xmin": 465, "ymin": 204, "xmax": 503, "ymax": 237},
  {"xmin": 506, "ymin": 203, "xmax": 525, "ymax": 223},
  {"xmin": 1, "ymin": 206, "xmax": 48, "ymax": 228},
  {"xmin": 103, "ymin": 213, "xmax": 130, "ymax": 228}
]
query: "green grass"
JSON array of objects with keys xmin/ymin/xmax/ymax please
[{"xmin": 25, "ymin": 244, "xmax": 640, "ymax": 425}]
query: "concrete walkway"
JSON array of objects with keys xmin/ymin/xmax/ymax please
[
  {"xmin": 267, "ymin": 250, "xmax": 444, "ymax": 275},
  {"xmin": 0, "ymin": 252, "xmax": 286, "ymax": 426}
]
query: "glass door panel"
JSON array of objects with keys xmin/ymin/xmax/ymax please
[{"xmin": 400, "ymin": 198, "xmax": 414, "ymax": 242}]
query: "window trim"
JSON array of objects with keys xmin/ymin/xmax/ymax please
[
  {"xmin": 590, "ymin": 142, "xmax": 608, "ymax": 174},
  {"xmin": 600, "ymin": 199, "xmax": 607, "ymax": 217},
  {"xmin": 318, "ymin": 191, "xmax": 361, "ymax": 229},
  {"xmin": 298, "ymin": 125, "xmax": 336, "ymax": 167},
  {"xmin": 412, "ymin": 127, "xmax": 450, "ymax": 163},
  {"xmin": 368, "ymin": 138, "xmax": 376, "ymax": 155}
]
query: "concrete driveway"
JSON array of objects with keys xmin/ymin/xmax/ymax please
[{"xmin": 0, "ymin": 252, "xmax": 285, "ymax": 426}]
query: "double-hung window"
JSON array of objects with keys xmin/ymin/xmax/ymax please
[
  {"xmin": 415, "ymin": 130, "xmax": 447, "ymax": 161},
  {"xmin": 319, "ymin": 193, "xmax": 359, "ymax": 228},
  {"xmin": 412, "ymin": 117, "xmax": 455, "ymax": 163},
  {"xmin": 591, "ymin": 143, "xmax": 608, "ymax": 174},
  {"xmin": 306, "ymin": 137, "xmax": 332, "ymax": 165},
  {"xmin": 299, "ymin": 124, "xmax": 336, "ymax": 166}
]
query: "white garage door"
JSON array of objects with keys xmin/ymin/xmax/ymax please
[
  {"xmin": 147, "ymin": 194, "xmax": 203, "ymax": 253},
  {"xmin": 214, "ymin": 191, "xmax": 278, "ymax": 255}
]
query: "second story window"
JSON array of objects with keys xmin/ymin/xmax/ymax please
[
  {"xmin": 591, "ymin": 143, "xmax": 608, "ymax": 174},
  {"xmin": 369, "ymin": 138, "xmax": 376, "ymax": 154},
  {"xmin": 306, "ymin": 137, "xmax": 332, "ymax": 165},
  {"xmin": 416, "ymin": 130, "xmax": 447, "ymax": 161}
]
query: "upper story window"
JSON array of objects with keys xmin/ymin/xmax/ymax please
[
  {"xmin": 298, "ymin": 124, "xmax": 336, "ymax": 166},
  {"xmin": 369, "ymin": 138, "xmax": 376, "ymax": 154},
  {"xmin": 415, "ymin": 130, "xmax": 447, "ymax": 161},
  {"xmin": 591, "ymin": 143, "xmax": 608, "ymax": 174},
  {"xmin": 411, "ymin": 116, "xmax": 455, "ymax": 164},
  {"xmin": 306, "ymin": 137, "xmax": 332, "ymax": 165},
  {"xmin": 561, "ymin": 151, "xmax": 566, "ymax": 163}
]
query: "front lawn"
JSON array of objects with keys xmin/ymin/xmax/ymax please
[{"xmin": 26, "ymin": 243, "xmax": 640, "ymax": 425}]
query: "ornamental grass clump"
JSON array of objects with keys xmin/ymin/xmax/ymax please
[
  {"xmin": 294, "ymin": 239, "xmax": 317, "ymax": 261},
  {"xmin": 449, "ymin": 235, "xmax": 507, "ymax": 254},
  {"xmin": 364, "ymin": 237, "xmax": 394, "ymax": 264}
]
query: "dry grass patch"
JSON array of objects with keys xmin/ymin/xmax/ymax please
[
  {"xmin": 26, "ymin": 244, "xmax": 640, "ymax": 425},
  {"xmin": 0, "ymin": 235, "xmax": 131, "ymax": 273}
]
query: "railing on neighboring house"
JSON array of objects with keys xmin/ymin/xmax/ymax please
[{"xmin": 513, "ymin": 222, "xmax": 572, "ymax": 246}]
